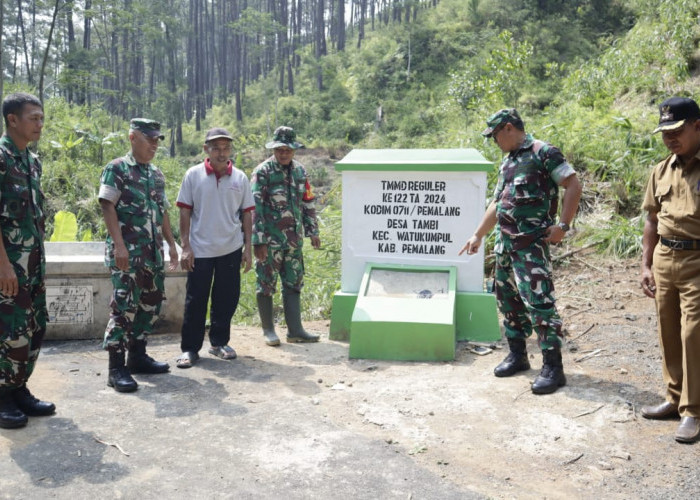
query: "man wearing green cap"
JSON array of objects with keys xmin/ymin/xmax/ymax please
[
  {"xmin": 641, "ymin": 96, "xmax": 700, "ymax": 443},
  {"xmin": 460, "ymin": 108, "xmax": 581, "ymax": 395},
  {"xmin": 251, "ymin": 126, "xmax": 321, "ymax": 346},
  {"xmin": 98, "ymin": 118, "xmax": 179, "ymax": 393}
]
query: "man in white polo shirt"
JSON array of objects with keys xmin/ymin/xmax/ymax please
[{"xmin": 175, "ymin": 128, "xmax": 254, "ymax": 368}]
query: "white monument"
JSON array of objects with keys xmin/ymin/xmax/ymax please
[{"xmin": 329, "ymin": 149, "xmax": 501, "ymax": 359}]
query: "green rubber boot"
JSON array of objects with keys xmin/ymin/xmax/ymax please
[
  {"xmin": 282, "ymin": 289, "xmax": 319, "ymax": 343},
  {"xmin": 257, "ymin": 293, "xmax": 280, "ymax": 346}
]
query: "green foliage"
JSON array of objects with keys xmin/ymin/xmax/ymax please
[
  {"xmin": 527, "ymin": 104, "xmax": 667, "ymax": 217},
  {"xmin": 235, "ymin": 190, "xmax": 342, "ymax": 324},
  {"xmin": 39, "ymin": 98, "xmax": 126, "ymax": 240},
  {"xmin": 575, "ymin": 214, "xmax": 645, "ymax": 258},
  {"xmin": 448, "ymin": 30, "xmax": 533, "ymax": 119},
  {"xmin": 20, "ymin": 0, "xmax": 700, "ymax": 324},
  {"xmin": 36, "ymin": 97, "xmax": 191, "ymax": 241},
  {"xmin": 560, "ymin": 0, "xmax": 699, "ymax": 107},
  {"xmin": 49, "ymin": 211, "xmax": 79, "ymax": 242}
]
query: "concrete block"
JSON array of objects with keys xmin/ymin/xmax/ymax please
[{"xmin": 44, "ymin": 242, "xmax": 186, "ymax": 340}]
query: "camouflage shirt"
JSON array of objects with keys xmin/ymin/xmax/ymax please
[
  {"xmin": 493, "ymin": 133, "xmax": 575, "ymax": 251},
  {"xmin": 0, "ymin": 135, "xmax": 45, "ymax": 285},
  {"xmin": 251, "ymin": 157, "xmax": 318, "ymax": 249},
  {"xmin": 98, "ymin": 152, "xmax": 170, "ymax": 269}
]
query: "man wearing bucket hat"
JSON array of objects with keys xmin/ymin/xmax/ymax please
[
  {"xmin": 251, "ymin": 126, "xmax": 321, "ymax": 346},
  {"xmin": 98, "ymin": 118, "xmax": 179, "ymax": 393},
  {"xmin": 641, "ymin": 96, "xmax": 700, "ymax": 443},
  {"xmin": 175, "ymin": 128, "xmax": 254, "ymax": 368},
  {"xmin": 460, "ymin": 108, "xmax": 582, "ymax": 395}
]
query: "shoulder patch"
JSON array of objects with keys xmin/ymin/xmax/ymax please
[
  {"xmin": 532, "ymin": 140, "xmax": 546, "ymax": 155},
  {"xmin": 302, "ymin": 180, "xmax": 315, "ymax": 202}
]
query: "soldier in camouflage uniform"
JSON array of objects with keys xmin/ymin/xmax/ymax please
[
  {"xmin": 0, "ymin": 92, "xmax": 56, "ymax": 429},
  {"xmin": 460, "ymin": 108, "xmax": 582, "ymax": 394},
  {"xmin": 251, "ymin": 126, "xmax": 321, "ymax": 345},
  {"xmin": 98, "ymin": 119, "xmax": 179, "ymax": 393}
]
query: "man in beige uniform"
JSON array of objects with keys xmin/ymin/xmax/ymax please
[{"xmin": 641, "ymin": 96, "xmax": 700, "ymax": 443}]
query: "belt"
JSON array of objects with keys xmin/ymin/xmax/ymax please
[{"xmin": 660, "ymin": 237, "xmax": 700, "ymax": 250}]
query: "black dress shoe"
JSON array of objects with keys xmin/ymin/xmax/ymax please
[
  {"xmin": 0, "ymin": 392, "xmax": 28, "ymax": 429},
  {"xmin": 675, "ymin": 417, "xmax": 700, "ymax": 443},
  {"xmin": 14, "ymin": 386, "xmax": 56, "ymax": 416},
  {"xmin": 641, "ymin": 401, "xmax": 679, "ymax": 420}
]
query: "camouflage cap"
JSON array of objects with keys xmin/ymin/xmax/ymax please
[
  {"xmin": 653, "ymin": 97, "xmax": 700, "ymax": 134},
  {"xmin": 481, "ymin": 108, "xmax": 524, "ymax": 137},
  {"xmin": 205, "ymin": 127, "xmax": 233, "ymax": 143},
  {"xmin": 130, "ymin": 118, "xmax": 165, "ymax": 140},
  {"xmin": 265, "ymin": 126, "xmax": 304, "ymax": 149}
]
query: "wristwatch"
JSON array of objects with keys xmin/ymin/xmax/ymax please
[{"xmin": 557, "ymin": 222, "xmax": 570, "ymax": 232}]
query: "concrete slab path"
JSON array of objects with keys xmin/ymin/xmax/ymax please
[{"xmin": 1, "ymin": 329, "xmax": 480, "ymax": 500}]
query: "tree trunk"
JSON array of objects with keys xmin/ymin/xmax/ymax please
[
  {"xmin": 315, "ymin": 0, "xmax": 325, "ymax": 90},
  {"xmin": 65, "ymin": 4, "xmax": 75, "ymax": 102},
  {"xmin": 11, "ymin": 21, "xmax": 19, "ymax": 82},
  {"xmin": 17, "ymin": 0, "xmax": 32, "ymax": 84},
  {"xmin": 39, "ymin": 0, "xmax": 62, "ymax": 101},
  {"xmin": 277, "ymin": 0, "xmax": 287, "ymax": 94},
  {"xmin": 336, "ymin": 0, "xmax": 345, "ymax": 51},
  {"xmin": 83, "ymin": 0, "xmax": 92, "ymax": 49},
  {"xmin": 110, "ymin": 16, "xmax": 120, "ymax": 115},
  {"xmin": 357, "ymin": 0, "xmax": 366, "ymax": 49}
]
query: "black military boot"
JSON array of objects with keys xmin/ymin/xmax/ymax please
[
  {"xmin": 531, "ymin": 346, "xmax": 567, "ymax": 395},
  {"xmin": 127, "ymin": 339, "xmax": 170, "ymax": 374},
  {"xmin": 282, "ymin": 289, "xmax": 319, "ymax": 343},
  {"xmin": 0, "ymin": 388, "xmax": 28, "ymax": 429},
  {"xmin": 108, "ymin": 349, "xmax": 138, "ymax": 393},
  {"xmin": 494, "ymin": 337, "xmax": 530, "ymax": 377},
  {"xmin": 257, "ymin": 293, "xmax": 280, "ymax": 346},
  {"xmin": 13, "ymin": 385, "xmax": 55, "ymax": 416}
]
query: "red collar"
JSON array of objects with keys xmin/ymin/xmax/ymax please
[{"xmin": 205, "ymin": 158, "xmax": 233, "ymax": 178}]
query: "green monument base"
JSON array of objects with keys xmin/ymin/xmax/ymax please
[
  {"xmin": 455, "ymin": 292, "xmax": 501, "ymax": 342},
  {"xmin": 347, "ymin": 264, "xmax": 456, "ymax": 361},
  {"xmin": 329, "ymin": 292, "xmax": 357, "ymax": 341},
  {"xmin": 330, "ymin": 277, "xmax": 501, "ymax": 349}
]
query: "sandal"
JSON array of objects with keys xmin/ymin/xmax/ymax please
[
  {"xmin": 176, "ymin": 351, "xmax": 199, "ymax": 368},
  {"xmin": 208, "ymin": 345, "xmax": 237, "ymax": 360}
]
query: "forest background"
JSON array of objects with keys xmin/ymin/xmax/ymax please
[{"xmin": 0, "ymin": 0, "xmax": 698, "ymax": 323}]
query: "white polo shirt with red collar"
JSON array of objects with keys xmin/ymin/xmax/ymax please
[{"xmin": 176, "ymin": 158, "xmax": 254, "ymax": 258}]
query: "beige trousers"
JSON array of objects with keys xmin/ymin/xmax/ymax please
[{"xmin": 653, "ymin": 243, "xmax": 700, "ymax": 417}]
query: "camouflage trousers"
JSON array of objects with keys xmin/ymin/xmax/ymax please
[
  {"xmin": 103, "ymin": 266, "xmax": 164, "ymax": 352},
  {"xmin": 256, "ymin": 246, "xmax": 304, "ymax": 296},
  {"xmin": 495, "ymin": 239, "xmax": 563, "ymax": 350},
  {"xmin": 0, "ymin": 283, "xmax": 47, "ymax": 389}
]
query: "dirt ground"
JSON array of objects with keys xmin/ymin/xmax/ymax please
[{"xmin": 2, "ymin": 252, "xmax": 700, "ymax": 499}]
